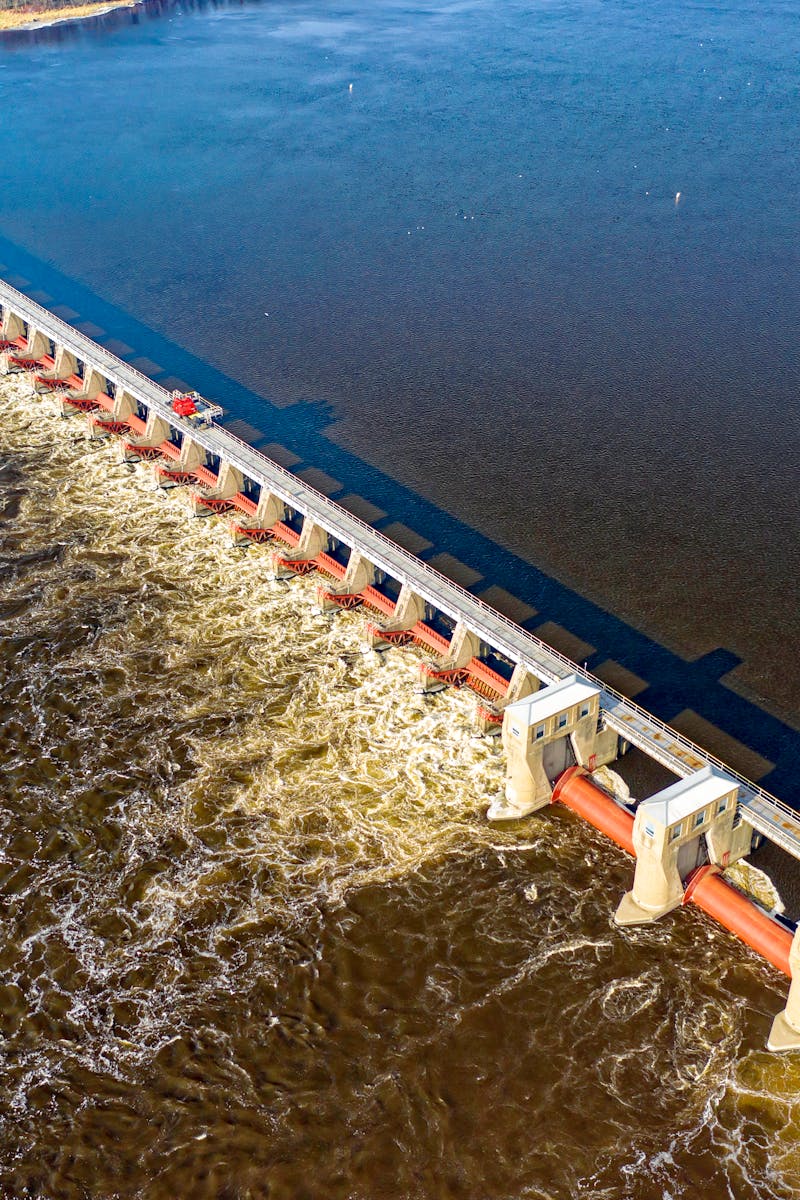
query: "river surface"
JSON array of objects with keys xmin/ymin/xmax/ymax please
[
  {"xmin": 1, "ymin": 377, "xmax": 799, "ymax": 1198},
  {"xmin": 1, "ymin": 0, "xmax": 800, "ymax": 734},
  {"xmin": 1, "ymin": 1, "xmax": 800, "ymax": 1195}
]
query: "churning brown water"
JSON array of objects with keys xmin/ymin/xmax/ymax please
[{"xmin": 1, "ymin": 376, "xmax": 799, "ymax": 1198}]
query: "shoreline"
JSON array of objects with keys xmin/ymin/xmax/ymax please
[{"xmin": 0, "ymin": 0, "xmax": 140, "ymax": 33}]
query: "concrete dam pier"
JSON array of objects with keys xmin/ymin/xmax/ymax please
[{"xmin": 2, "ymin": 276, "xmax": 800, "ymax": 1053}]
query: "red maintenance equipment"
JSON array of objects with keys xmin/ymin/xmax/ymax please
[
  {"xmin": 170, "ymin": 389, "xmax": 223, "ymax": 424},
  {"xmin": 172, "ymin": 394, "xmax": 197, "ymax": 417}
]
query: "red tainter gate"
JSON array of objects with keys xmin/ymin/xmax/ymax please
[{"xmin": 551, "ymin": 766, "xmax": 793, "ymax": 975}]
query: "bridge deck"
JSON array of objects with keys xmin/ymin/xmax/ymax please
[{"xmin": 3, "ymin": 278, "xmax": 799, "ymax": 861}]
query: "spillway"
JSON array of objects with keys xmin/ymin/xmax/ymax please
[
  {"xmin": 2, "ymin": 367, "xmax": 800, "ymax": 1199},
  {"xmin": 2, "ymin": 275, "xmax": 800, "ymax": 1048}
]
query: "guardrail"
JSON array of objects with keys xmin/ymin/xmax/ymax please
[{"xmin": 2, "ymin": 277, "xmax": 798, "ymax": 853}]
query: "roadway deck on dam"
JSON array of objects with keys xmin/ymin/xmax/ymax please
[{"xmin": 3, "ymin": 277, "xmax": 800, "ymax": 862}]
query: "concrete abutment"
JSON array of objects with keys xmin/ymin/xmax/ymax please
[{"xmin": 770, "ymin": 929, "xmax": 800, "ymax": 1051}]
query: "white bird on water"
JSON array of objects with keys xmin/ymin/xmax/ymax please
[
  {"xmin": 349, "ymin": 82, "xmax": 353, "ymax": 93},
  {"xmin": 675, "ymin": 191, "xmax": 682, "ymax": 205}
]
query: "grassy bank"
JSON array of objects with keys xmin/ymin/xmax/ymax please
[{"xmin": 0, "ymin": 0, "xmax": 137, "ymax": 31}]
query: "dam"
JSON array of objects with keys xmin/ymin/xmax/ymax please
[{"xmin": 2, "ymin": 274, "xmax": 800, "ymax": 1054}]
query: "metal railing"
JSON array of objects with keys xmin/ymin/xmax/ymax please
[{"xmin": 2, "ymin": 277, "xmax": 798, "ymax": 851}]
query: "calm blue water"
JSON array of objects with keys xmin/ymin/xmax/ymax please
[
  {"xmin": 3, "ymin": 7, "xmax": 800, "ymax": 1198},
  {"xmin": 2, "ymin": 0, "xmax": 800, "ymax": 762}
]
